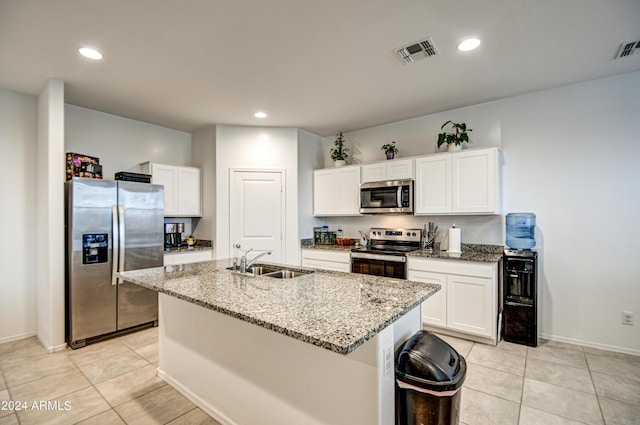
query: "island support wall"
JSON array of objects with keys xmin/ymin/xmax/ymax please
[{"xmin": 157, "ymin": 293, "xmax": 421, "ymax": 425}]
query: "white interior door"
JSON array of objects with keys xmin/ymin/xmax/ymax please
[{"xmin": 230, "ymin": 170, "xmax": 284, "ymax": 263}]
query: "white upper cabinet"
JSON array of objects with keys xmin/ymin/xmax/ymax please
[
  {"xmin": 313, "ymin": 165, "xmax": 361, "ymax": 216},
  {"xmin": 141, "ymin": 162, "xmax": 202, "ymax": 217},
  {"xmin": 453, "ymin": 148, "xmax": 499, "ymax": 214},
  {"xmin": 176, "ymin": 167, "xmax": 202, "ymax": 216},
  {"xmin": 414, "ymin": 154, "xmax": 452, "ymax": 214},
  {"xmin": 415, "ymin": 147, "xmax": 500, "ymax": 215},
  {"xmin": 361, "ymin": 158, "xmax": 414, "ymax": 183}
]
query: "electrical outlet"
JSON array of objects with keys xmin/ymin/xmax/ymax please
[
  {"xmin": 622, "ymin": 311, "xmax": 634, "ymax": 326},
  {"xmin": 383, "ymin": 346, "xmax": 393, "ymax": 377}
]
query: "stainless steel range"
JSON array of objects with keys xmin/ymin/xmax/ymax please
[{"xmin": 351, "ymin": 228, "xmax": 422, "ymax": 279}]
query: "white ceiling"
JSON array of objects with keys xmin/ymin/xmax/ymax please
[{"xmin": 1, "ymin": 0, "xmax": 639, "ymax": 137}]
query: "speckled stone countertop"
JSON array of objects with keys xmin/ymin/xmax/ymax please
[
  {"xmin": 164, "ymin": 240, "xmax": 213, "ymax": 255},
  {"xmin": 407, "ymin": 243, "xmax": 503, "ymax": 263},
  {"xmin": 164, "ymin": 245, "xmax": 213, "ymax": 255},
  {"xmin": 301, "ymin": 244, "xmax": 356, "ymax": 252},
  {"xmin": 303, "ymin": 241, "xmax": 503, "ymax": 263},
  {"xmin": 118, "ymin": 259, "xmax": 439, "ymax": 355}
]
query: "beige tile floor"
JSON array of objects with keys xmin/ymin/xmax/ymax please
[{"xmin": 1, "ymin": 327, "xmax": 639, "ymax": 424}]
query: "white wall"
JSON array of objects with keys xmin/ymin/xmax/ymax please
[
  {"xmin": 36, "ymin": 79, "xmax": 66, "ymax": 352},
  {"xmin": 65, "ymin": 104, "xmax": 192, "ymax": 178},
  {"xmin": 297, "ymin": 129, "xmax": 325, "ymax": 241},
  {"xmin": 321, "ymin": 71, "xmax": 640, "ymax": 354},
  {"xmin": 499, "ymin": 71, "xmax": 640, "ymax": 354},
  {"xmin": 0, "ymin": 88, "xmax": 37, "ymax": 343},
  {"xmin": 215, "ymin": 126, "xmax": 300, "ymax": 264},
  {"xmin": 191, "ymin": 126, "xmax": 217, "ymax": 256}
]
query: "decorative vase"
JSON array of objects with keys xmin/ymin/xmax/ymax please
[
  {"xmin": 447, "ymin": 143, "xmax": 463, "ymax": 152},
  {"xmin": 386, "ymin": 152, "xmax": 395, "ymax": 160},
  {"xmin": 334, "ymin": 160, "xmax": 346, "ymax": 167}
]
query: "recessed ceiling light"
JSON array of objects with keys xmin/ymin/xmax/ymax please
[
  {"xmin": 254, "ymin": 112, "xmax": 267, "ymax": 118},
  {"xmin": 78, "ymin": 47, "xmax": 103, "ymax": 60},
  {"xmin": 457, "ymin": 38, "xmax": 481, "ymax": 52}
]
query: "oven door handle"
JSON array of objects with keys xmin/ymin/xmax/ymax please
[{"xmin": 351, "ymin": 252, "xmax": 406, "ymax": 262}]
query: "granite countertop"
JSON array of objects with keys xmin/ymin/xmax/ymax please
[
  {"xmin": 164, "ymin": 245, "xmax": 213, "ymax": 255},
  {"xmin": 407, "ymin": 249, "xmax": 503, "ymax": 263},
  {"xmin": 118, "ymin": 259, "xmax": 439, "ymax": 355},
  {"xmin": 301, "ymin": 244, "xmax": 356, "ymax": 252},
  {"xmin": 303, "ymin": 241, "xmax": 503, "ymax": 263}
]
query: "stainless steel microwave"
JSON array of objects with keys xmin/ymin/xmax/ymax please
[{"xmin": 360, "ymin": 179, "xmax": 413, "ymax": 214}]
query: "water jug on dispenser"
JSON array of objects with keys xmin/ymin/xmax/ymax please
[{"xmin": 506, "ymin": 213, "xmax": 535, "ymax": 250}]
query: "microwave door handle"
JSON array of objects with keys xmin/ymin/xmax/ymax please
[
  {"xmin": 117, "ymin": 205, "xmax": 125, "ymax": 284},
  {"xmin": 111, "ymin": 205, "xmax": 119, "ymax": 286},
  {"xmin": 397, "ymin": 186, "xmax": 403, "ymax": 208}
]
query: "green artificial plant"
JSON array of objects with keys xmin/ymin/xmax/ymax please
[
  {"xmin": 437, "ymin": 121, "xmax": 472, "ymax": 148},
  {"xmin": 330, "ymin": 131, "xmax": 349, "ymax": 161},
  {"xmin": 381, "ymin": 141, "xmax": 399, "ymax": 155}
]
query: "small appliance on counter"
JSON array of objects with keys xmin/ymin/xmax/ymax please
[
  {"xmin": 165, "ymin": 223, "xmax": 185, "ymax": 249},
  {"xmin": 314, "ymin": 226, "xmax": 337, "ymax": 245},
  {"xmin": 503, "ymin": 212, "xmax": 538, "ymax": 346}
]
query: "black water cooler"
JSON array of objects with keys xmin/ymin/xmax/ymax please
[{"xmin": 503, "ymin": 250, "xmax": 538, "ymax": 347}]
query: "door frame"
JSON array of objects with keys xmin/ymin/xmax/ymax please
[{"xmin": 229, "ymin": 167, "xmax": 287, "ymax": 261}]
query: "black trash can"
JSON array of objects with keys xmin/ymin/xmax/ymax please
[{"xmin": 396, "ymin": 330, "xmax": 467, "ymax": 425}]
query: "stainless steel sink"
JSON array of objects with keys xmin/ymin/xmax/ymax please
[
  {"xmin": 246, "ymin": 265, "xmax": 281, "ymax": 275},
  {"xmin": 227, "ymin": 264, "xmax": 313, "ymax": 279},
  {"xmin": 263, "ymin": 270, "xmax": 307, "ymax": 279}
]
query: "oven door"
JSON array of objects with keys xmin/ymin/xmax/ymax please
[{"xmin": 351, "ymin": 252, "xmax": 407, "ymax": 279}]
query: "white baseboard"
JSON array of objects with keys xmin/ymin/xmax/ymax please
[
  {"xmin": 36, "ymin": 334, "xmax": 67, "ymax": 353},
  {"xmin": 0, "ymin": 331, "xmax": 37, "ymax": 345},
  {"xmin": 539, "ymin": 332, "xmax": 640, "ymax": 357},
  {"xmin": 157, "ymin": 368, "xmax": 238, "ymax": 425}
]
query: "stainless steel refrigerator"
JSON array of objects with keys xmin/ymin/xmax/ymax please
[{"xmin": 65, "ymin": 177, "xmax": 164, "ymax": 349}]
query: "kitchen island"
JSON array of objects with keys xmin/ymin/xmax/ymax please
[{"xmin": 119, "ymin": 259, "xmax": 439, "ymax": 425}]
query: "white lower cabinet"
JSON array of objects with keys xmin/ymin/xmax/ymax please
[
  {"xmin": 164, "ymin": 249, "xmax": 212, "ymax": 266},
  {"xmin": 301, "ymin": 249, "xmax": 351, "ymax": 272},
  {"xmin": 408, "ymin": 257, "xmax": 499, "ymax": 344}
]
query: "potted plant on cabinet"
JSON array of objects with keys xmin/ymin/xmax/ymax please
[
  {"xmin": 381, "ymin": 141, "xmax": 399, "ymax": 160},
  {"xmin": 330, "ymin": 132, "xmax": 349, "ymax": 167},
  {"xmin": 437, "ymin": 121, "xmax": 472, "ymax": 152}
]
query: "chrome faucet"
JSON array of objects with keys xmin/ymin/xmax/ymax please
[{"xmin": 240, "ymin": 249, "xmax": 272, "ymax": 273}]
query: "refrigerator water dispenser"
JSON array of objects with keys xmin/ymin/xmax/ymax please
[{"xmin": 82, "ymin": 233, "xmax": 108, "ymax": 264}]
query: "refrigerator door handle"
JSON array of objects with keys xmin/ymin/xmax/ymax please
[
  {"xmin": 112, "ymin": 205, "xmax": 119, "ymax": 286},
  {"xmin": 117, "ymin": 205, "xmax": 125, "ymax": 284}
]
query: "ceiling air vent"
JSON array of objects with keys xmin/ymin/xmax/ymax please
[
  {"xmin": 396, "ymin": 37, "xmax": 439, "ymax": 64},
  {"xmin": 615, "ymin": 40, "xmax": 640, "ymax": 59}
]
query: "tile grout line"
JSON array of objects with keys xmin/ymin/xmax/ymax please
[{"xmin": 584, "ymin": 350, "xmax": 609, "ymax": 425}]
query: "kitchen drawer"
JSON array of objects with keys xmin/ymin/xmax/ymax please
[
  {"xmin": 164, "ymin": 249, "xmax": 212, "ymax": 266},
  {"xmin": 407, "ymin": 257, "xmax": 495, "ymax": 278},
  {"xmin": 302, "ymin": 258, "xmax": 350, "ymax": 273},
  {"xmin": 302, "ymin": 248, "xmax": 351, "ymax": 264}
]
